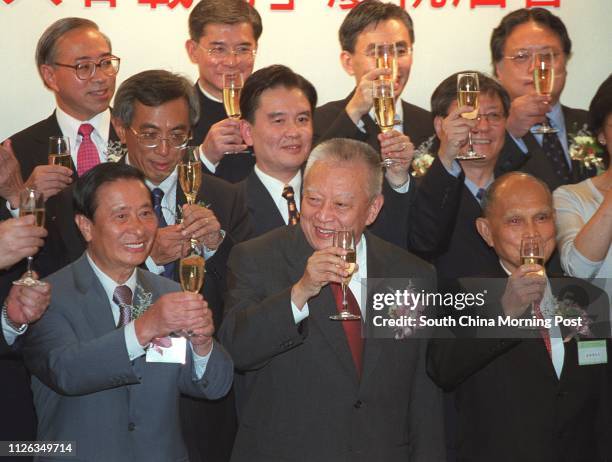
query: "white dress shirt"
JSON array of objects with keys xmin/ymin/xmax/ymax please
[
  {"xmin": 292, "ymin": 236, "xmax": 368, "ymax": 323},
  {"xmin": 254, "ymin": 165, "xmax": 302, "ymax": 225},
  {"xmin": 197, "ymin": 83, "xmax": 224, "ymax": 174},
  {"xmin": 55, "ymin": 106, "xmax": 111, "ymax": 165}
]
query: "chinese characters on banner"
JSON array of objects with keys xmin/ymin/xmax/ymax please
[{"xmin": 1, "ymin": 0, "xmax": 560, "ymax": 9}]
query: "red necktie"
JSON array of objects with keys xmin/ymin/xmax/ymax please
[
  {"xmin": 330, "ymin": 283, "xmax": 363, "ymax": 377},
  {"xmin": 533, "ymin": 302, "xmax": 552, "ymax": 358},
  {"xmin": 77, "ymin": 123, "xmax": 100, "ymax": 176}
]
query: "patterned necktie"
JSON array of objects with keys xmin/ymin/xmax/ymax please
[
  {"xmin": 113, "ymin": 285, "xmax": 133, "ymax": 328},
  {"xmin": 151, "ymin": 188, "xmax": 175, "ymax": 278},
  {"xmin": 330, "ymin": 283, "xmax": 363, "ymax": 378},
  {"xmin": 541, "ymin": 119, "xmax": 570, "ymax": 184},
  {"xmin": 282, "ymin": 185, "xmax": 300, "ymax": 226},
  {"xmin": 76, "ymin": 123, "xmax": 100, "ymax": 176},
  {"xmin": 533, "ymin": 302, "xmax": 552, "ymax": 359}
]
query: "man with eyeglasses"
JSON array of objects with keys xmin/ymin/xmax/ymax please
[
  {"xmin": 185, "ymin": 0, "xmax": 262, "ymax": 184},
  {"xmin": 491, "ymin": 8, "xmax": 594, "ymax": 191},
  {"xmin": 407, "ymin": 72, "xmax": 511, "ymax": 280},
  {"xmin": 5, "ymin": 18, "xmax": 120, "ymax": 203},
  {"xmin": 313, "ymin": 0, "xmax": 433, "ymax": 248}
]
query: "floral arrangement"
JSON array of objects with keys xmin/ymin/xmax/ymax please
[
  {"xmin": 541, "ymin": 291, "xmax": 594, "ymax": 342},
  {"xmin": 411, "ymin": 135, "xmax": 436, "ymax": 178},
  {"xmin": 104, "ymin": 140, "xmax": 127, "ymax": 163},
  {"xmin": 386, "ymin": 282, "xmax": 427, "ymax": 340},
  {"xmin": 568, "ymin": 125, "xmax": 606, "ymax": 175}
]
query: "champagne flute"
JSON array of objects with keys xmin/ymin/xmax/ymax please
[
  {"xmin": 456, "ymin": 72, "xmax": 484, "ymax": 161},
  {"xmin": 222, "ymin": 73, "xmax": 243, "ymax": 120},
  {"xmin": 374, "ymin": 42, "xmax": 398, "ymax": 83},
  {"xmin": 372, "ymin": 80, "xmax": 403, "ymax": 168},
  {"xmin": 532, "ymin": 50, "xmax": 558, "ymax": 134},
  {"xmin": 48, "ymin": 136, "xmax": 72, "ymax": 168},
  {"xmin": 176, "ymin": 240, "xmax": 205, "ymax": 337},
  {"xmin": 520, "ymin": 234, "xmax": 546, "ymax": 325},
  {"xmin": 329, "ymin": 230, "xmax": 360, "ymax": 321},
  {"xmin": 178, "ymin": 146, "xmax": 202, "ymax": 206},
  {"xmin": 13, "ymin": 188, "xmax": 46, "ymax": 287}
]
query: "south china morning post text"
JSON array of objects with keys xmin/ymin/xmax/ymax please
[{"xmin": 364, "ymin": 278, "xmax": 612, "ymax": 339}]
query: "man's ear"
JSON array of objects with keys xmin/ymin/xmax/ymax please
[
  {"xmin": 340, "ymin": 50, "xmax": 355, "ymax": 77},
  {"xmin": 240, "ymin": 119, "xmax": 254, "ymax": 147},
  {"xmin": 365, "ymin": 194, "xmax": 384, "ymax": 226},
  {"xmin": 433, "ymin": 115, "xmax": 444, "ymax": 139},
  {"xmin": 40, "ymin": 65, "xmax": 59, "ymax": 92},
  {"xmin": 185, "ymin": 39, "xmax": 199, "ymax": 65},
  {"xmin": 75, "ymin": 214, "xmax": 93, "ymax": 243},
  {"xmin": 476, "ymin": 217, "xmax": 494, "ymax": 248},
  {"xmin": 112, "ymin": 117, "xmax": 127, "ymax": 144}
]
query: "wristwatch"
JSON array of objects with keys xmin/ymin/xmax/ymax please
[{"xmin": 2, "ymin": 301, "xmax": 27, "ymax": 334}]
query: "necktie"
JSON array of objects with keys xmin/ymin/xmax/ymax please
[
  {"xmin": 475, "ymin": 188, "xmax": 486, "ymax": 204},
  {"xmin": 151, "ymin": 188, "xmax": 175, "ymax": 278},
  {"xmin": 541, "ymin": 119, "xmax": 570, "ymax": 183},
  {"xmin": 330, "ymin": 283, "xmax": 363, "ymax": 377},
  {"xmin": 113, "ymin": 285, "xmax": 133, "ymax": 328},
  {"xmin": 533, "ymin": 302, "xmax": 552, "ymax": 359},
  {"xmin": 282, "ymin": 185, "xmax": 300, "ymax": 226},
  {"xmin": 76, "ymin": 123, "xmax": 100, "ymax": 176}
]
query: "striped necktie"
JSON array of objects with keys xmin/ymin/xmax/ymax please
[{"xmin": 151, "ymin": 188, "xmax": 175, "ymax": 278}]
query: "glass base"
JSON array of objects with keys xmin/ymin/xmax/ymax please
[
  {"xmin": 456, "ymin": 151, "xmax": 486, "ymax": 161},
  {"xmin": 532, "ymin": 125, "xmax": 558, "ymax": 134},
  {"xmin": 329, "ymin": 311, "xmax": 361, "ymax": 321},
  {"xmin": 13, "ymin": 277, "xmax": 46, "ymax": 287}
]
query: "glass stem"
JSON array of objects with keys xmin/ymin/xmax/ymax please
[
  {"xmin": 468, "ymin": 131, "xmax": 474, "ymax": 153},
  {"xmin": 26, "ymin": 256, "xmax": 34, "ymax": 278},
  {"xmin": 341, "ymin": 283, "xmax": 348, "ymax": 309}
]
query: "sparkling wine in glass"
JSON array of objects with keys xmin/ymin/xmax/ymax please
[
  {"xmin": 48, "ymin": 136, "xmax": 72, "ymax": 169},
  {"xmin": 374, "ymin": 42, "xmax": 398, "ymax": 83},
  {"xmin": 13, "ymin": 188, "xmax": 46, "ymax": 287},
  {"xmin": 373, "ymin": 80, "xmax": 404, "ymax": 168},
  {"xmin": 178, "ymin": 146, "xmax": 202, "ymax": 206},
  {"xmin": 532, "ymin": 50, "xmax": 558, "ymax": 134},
  {"xmin": 520, "ymin": 234, "xmax": 546, "ymax": 326},
  {"xmin": 329, "ymin": 230, "xmax": 360, "ymax": 321},
  {"xmin": 456, "ymin": 72, "xmax": 484, "ymax": 161},
  {"xmin": 222, "ymin": 73, "xmax": 243, "ymax": 120},
  {"xmin": 180, "ymin": 241, "xmax": 205, "ymax": 294}
]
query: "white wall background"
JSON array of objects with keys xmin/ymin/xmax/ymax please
[{"xmin": 1, "ymin": 0, "xmax": 611, "ymax": 141}]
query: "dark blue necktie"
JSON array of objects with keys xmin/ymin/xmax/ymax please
[
  {"xmin": 541, "ymin": 118, "xmax": 570, "ymax": 183},
  {"xmin": 151, "ymin": 188, "xmax": 175, "ymax": 278}
]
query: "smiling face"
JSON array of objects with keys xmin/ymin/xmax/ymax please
[
  {"xmin": 341, "ymin": 19, "xmax": 413, "ymax": 96},
  {"xmin": 241, "ymin": 86, "xmax": 313, "ymax": 184},
  {"xmin": 300, "ymin": 159, "xmax": 383, "ymax": 250},
  {"xmin": 186, "ymin": 22, "xmax": 257, "ymax": 100},
  {"xmin": 495, "ymin": 21, "xmax": 567, "ymax": 103},
  {"xmin": 477, "ymin": 175, "xmax": 556, "ymax": 273},
  {"xmin": 115, "ymin": 98, "xmax": 191, "ymax": 186},
  {"xmin": 40, "ymin": 27, "xmax": 115, "ymax": 121},
  {"xmin": 76, "ymin": 178, "xmax": 157, "ymax": 283}
]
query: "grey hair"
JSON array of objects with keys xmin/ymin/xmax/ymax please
[
  {"xmin": 113, "ymin": 70, "xmax": 200, "ymax": 128},
  {"xmin": 305, "ymin": 138, "xmax": 383, "ymax": 199},
  {"xmin": 36, "ymin": 18, "xmax": 110, "ymax": 82}
]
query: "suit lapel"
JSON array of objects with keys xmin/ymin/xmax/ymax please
[
  {"xmin": 246, "ymin": 172, "xmax": 286, "ymax": 234},
  {"xmin": 286, "ymin": 227, "xmax": 359, "ymax": 382},
  {"xmin": 72, "ymin": 254, "xmax": 117, "ymax": 337}
]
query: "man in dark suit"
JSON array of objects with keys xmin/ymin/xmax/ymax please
[
  {"xmin": 6, "ymin": 18, "xmax": 120, "ymax": 203},
  {"xmin": 22, "ymin": 162, "xmax": 233, "ymax": 462},
  {"xmin": 427, "ymin": 172, "xmax": 611, "ymax": 461},
  {"xmin": 220, "ymin": 138, "xmax": 444, "ymax": 462},
  {"xmin": 236, "ymin": 65, "xmax": 316, "ymax": 238},
  {"xmin": 491, "ymin": 8, "xmax": 594, "ymax": 190},
  {"xmin": 408, "ymin": 72, "xmax": 510, "ymax": 279},
  {"xmin": 111, "ymin": 69, "xmax": 251, "ymax": 462},
  {"xmin": 185, "ymin": 0, "xmax": 262, "ymax": 183}
]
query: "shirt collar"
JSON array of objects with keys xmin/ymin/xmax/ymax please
[
  {"xmin": 56, "ymin": 106, "xmax": 111, "ymax": 148},
  {"xmin": 464, "ymin": 175, "xmax": 494, "ymax": 203},
  {"xmin": 86, "ymin": 252, "xmax": 137, "ymax": 304},
  {"xmin": 254, "ymin": 165, "xmax": 302, "ymax": 201},
  {"xmin": 197, "ymin": 81, "xmax": 223, "ymax": 104},
  {"xmin": 125, "ymin": 154, "xmax": 178, "ymax": 195}
]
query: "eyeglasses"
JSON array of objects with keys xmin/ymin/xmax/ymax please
[
  {"xmin": 202, "ymin": 45, "xmax": 257, "ymax": 61},
  {"xmin": 365, "ymin": 45, "xmax": 413, "ymax": 58},
  {"xmin": 503, "ymin": 49, "xmax": 562, "ymax": 67},
  {"xmin": 475, "ymin": 112, "xmax": 505, "ymax": 124},
  {"xmin": 54, "ymin": 56, "xmax": 120, "ymax": 80},
  {"xmin": 130, "ymin": 128, "xmax": 190, "ymax": 149}
]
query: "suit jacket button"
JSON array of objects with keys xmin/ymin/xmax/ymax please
[
  {"xmin": 128, "ymin": 423, "xmax": 136, "ymax": 431},
  {"xmin": 353, "ymin": 400, "xmax": 363, "ymax": 409}
]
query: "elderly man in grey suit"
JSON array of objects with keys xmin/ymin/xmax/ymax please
[
  {"xmin": 220, "ymin": 138, "xmax": 444, "ymax": 462},
  {"xmin": 22, "ymin": 162, "xmax": 233, "ymax": 462}
]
